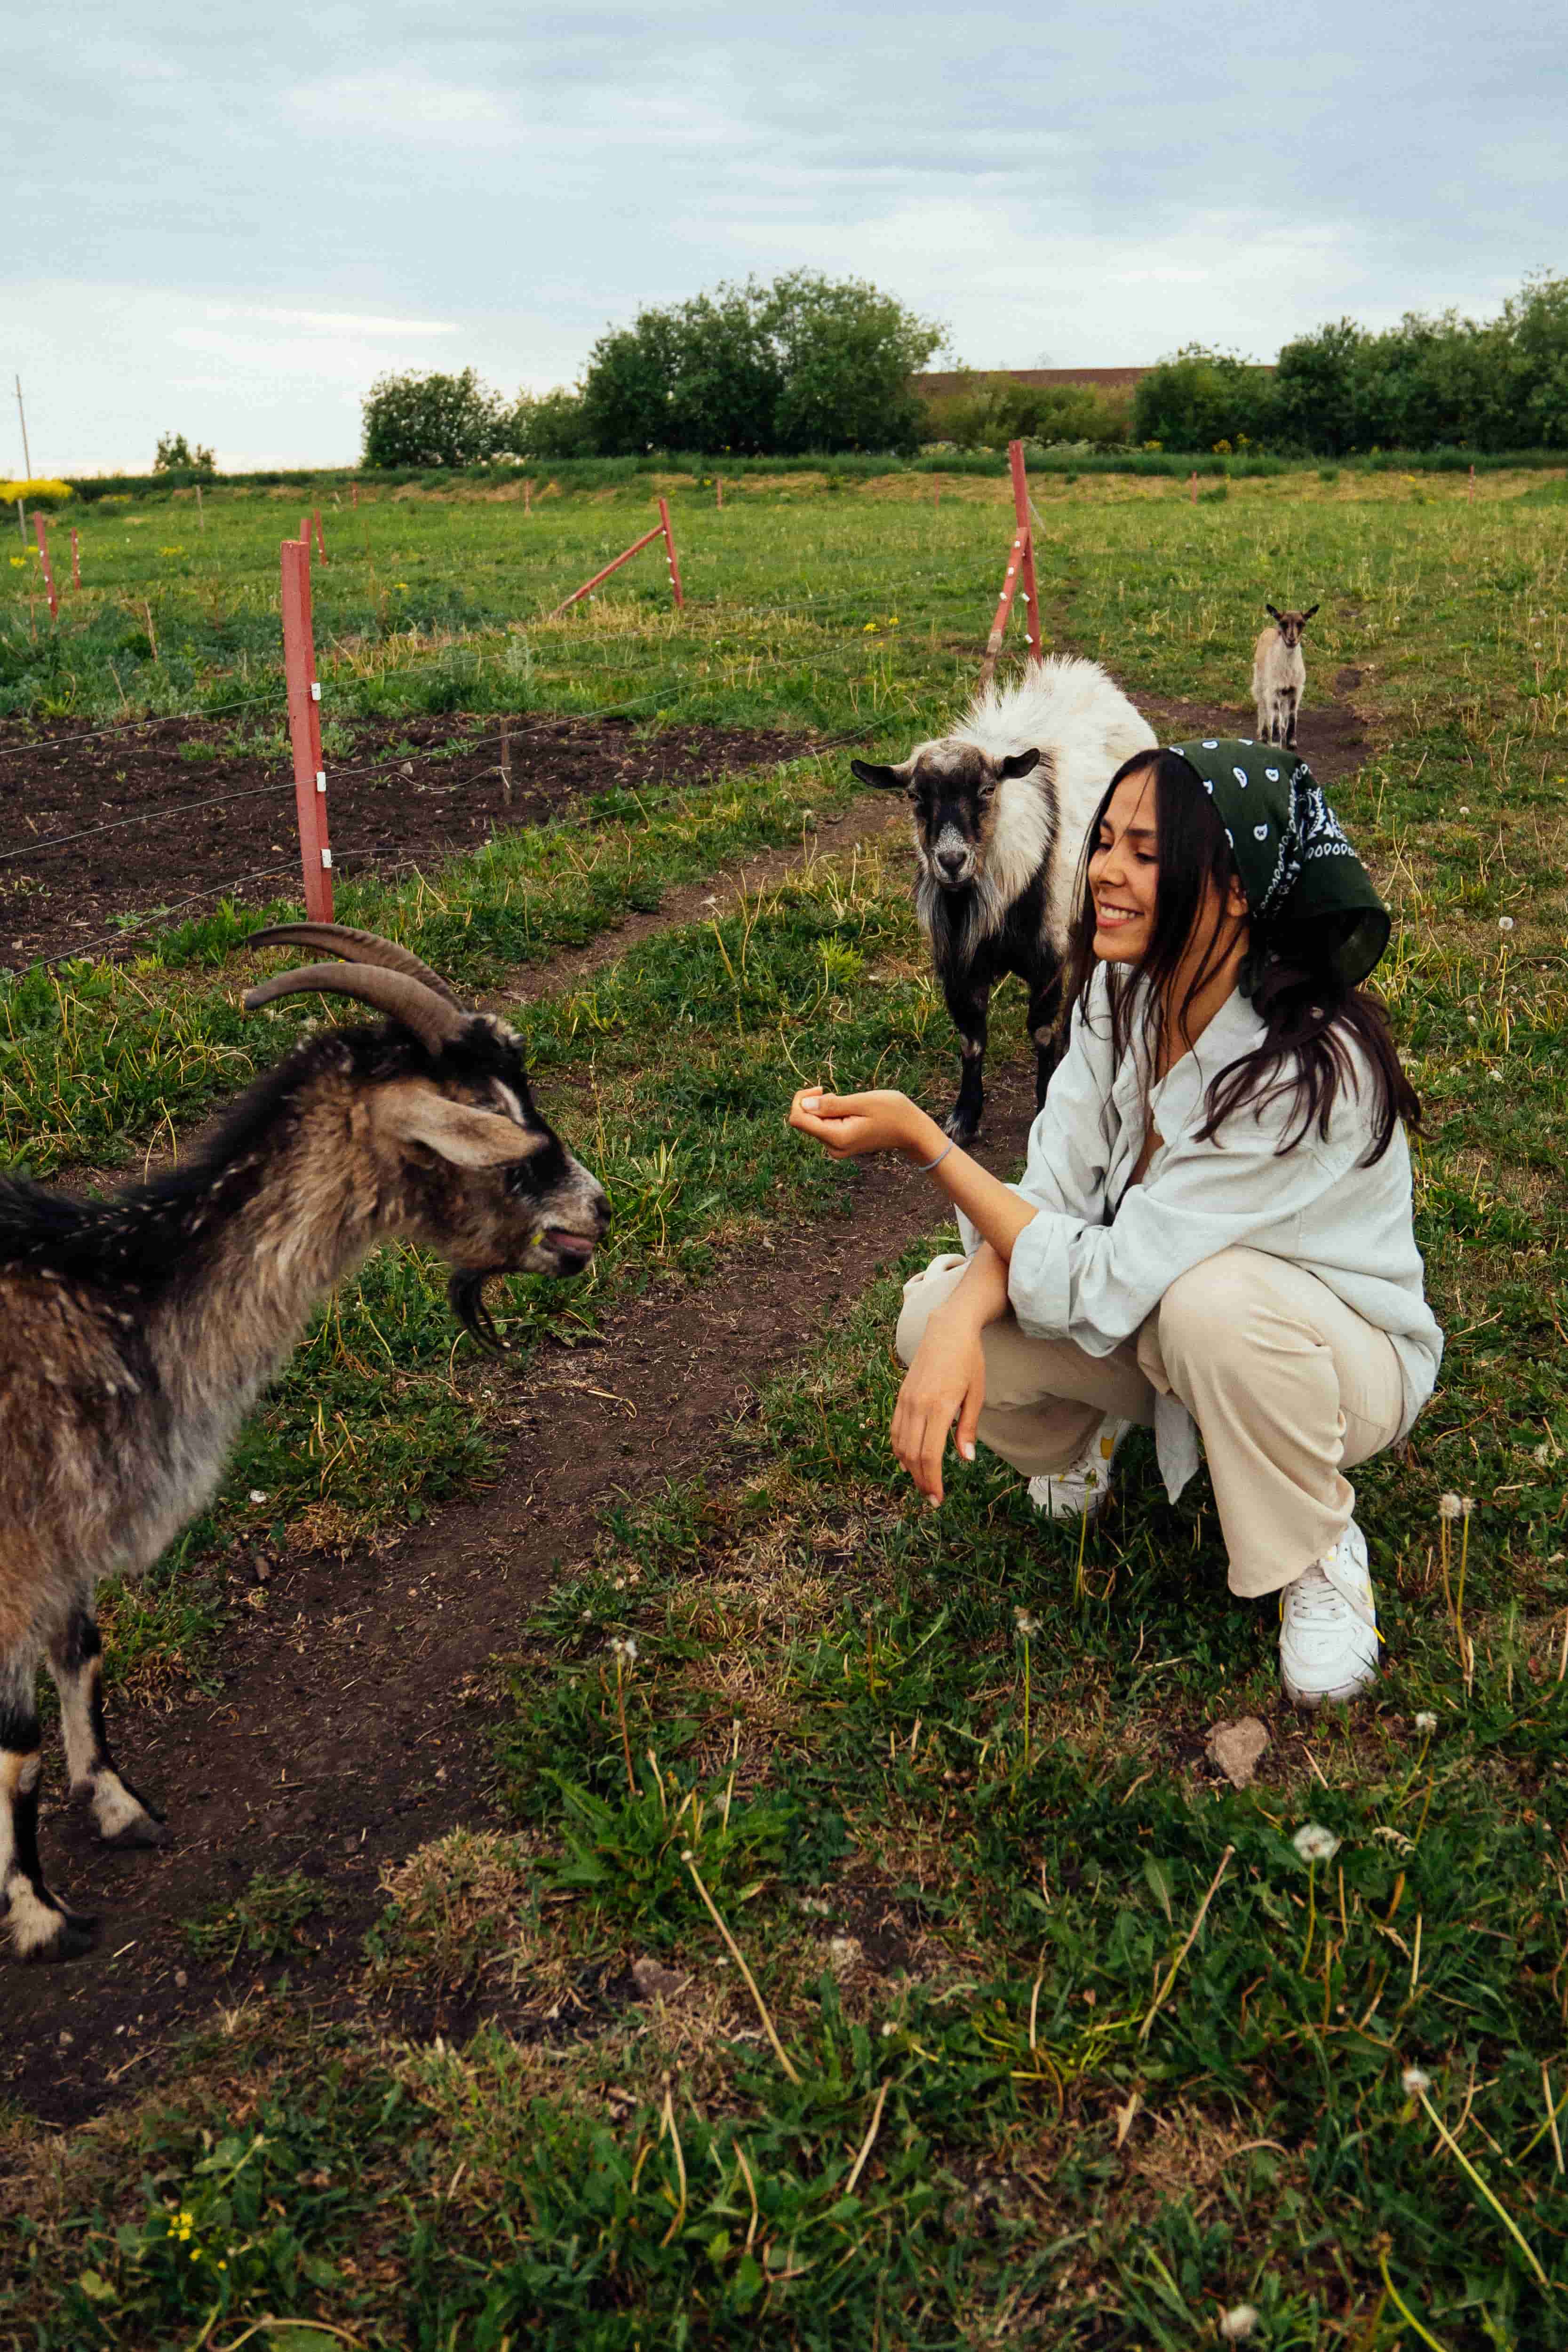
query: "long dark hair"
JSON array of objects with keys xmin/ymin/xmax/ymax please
[{"xmin": 1063, "ymin": 750, "xmax": 1420, "ymax": 1164}]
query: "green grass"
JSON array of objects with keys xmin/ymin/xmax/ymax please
[{"xmin": 0, "ymin": 469, "xmax": 1565, "ymax": 2347}]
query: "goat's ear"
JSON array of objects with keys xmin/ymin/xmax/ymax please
[
  {"xmin": 1266, "ymin": 603, "xmax": 1283, "ymax": 621},
  {"xmin": 1302, "ymin": 604, "xmax": 1320, "ymax": 621},
  {"xmin": 377, "ymin": 1082, "xmax": 548, "ymax": 1168},
  {"xmin": 851, "ymin": 757, "xmax": 911, "ymax": 793},
  {"xmin": 998, "ymin": 748, "xmax": 1041, "ymax": 781}
]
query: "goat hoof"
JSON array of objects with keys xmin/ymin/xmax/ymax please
[
  {"xmin": 942, "ymin": 1112, "xmax": 980, "ymax": 1145},
  {"xmin": 101, "ymin": 1813, "xmax": 169, "ymax": 1851},
  {"xmin": 10, "ymin": 1896, "xmax": 97, "ymax": 1965}
]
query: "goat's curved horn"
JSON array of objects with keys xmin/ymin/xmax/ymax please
[
  {"xmin": 242, "ymin": 962, "xmax": 467, "ymax": 1056},
  {"xmin": 247, "ymin": 922, "xmax": 464, "ymax": 1009}
]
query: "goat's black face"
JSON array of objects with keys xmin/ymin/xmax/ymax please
[
  {"xmin": 382, "ymin": 1017, "xmax": 610, "ymax": 1344},
  {"xmin": 852, "ymin": 744, "xmax": 1040, "ymax": 893}
]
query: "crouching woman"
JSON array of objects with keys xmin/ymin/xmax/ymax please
[{"xmin": 788, "ymin": 741, "xmax": 1442, "ymax": 1708}]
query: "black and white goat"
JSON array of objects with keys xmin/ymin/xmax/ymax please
[
  {"xmin": 853, "ymin": 657, "xmax": 1154, "ymax": 1140},
  {"xmin": 1252, "ymin": 602, "xmax": 1319, "ymax": 748},
  {"xmin": 0, "ymin": 924, "xmax": 608, "ymax": 1963}
]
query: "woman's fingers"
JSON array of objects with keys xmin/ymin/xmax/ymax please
[{"xmin": 955, "ymin": 1368, "xmax": 984, "ymax": 1464}]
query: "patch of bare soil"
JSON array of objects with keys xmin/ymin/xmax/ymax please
[
  {"xmin": 0, "ymin": 713, "xmax": 820, "ymax": 970},
  {"xmin": 1138, "ymin": 692, "xmax": 1369, "ymax": 786},
  {"xmin": 0, "ymin": 1065, "xmax": 1035, "ymax": 2125}
]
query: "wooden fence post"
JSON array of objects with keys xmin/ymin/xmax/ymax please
[
  {"xmin": 196, "ymin": 482, "xmax": 205, "ymax": 531},
  {"xmin": 33, "ymin": 513, "xmax": 58, "ymax": 621},
  {"xmin": 715, "ymin": 475, "xmax": 724, "ymax": 509},
  {"xmin": 524, "ymin": 478, "xmax": 532, "ymax": 516},
  {"xmin": 979, "ymin": 440, "xmax": 1041, "ymax": 683},
  {"xmin": 280, "ymin": 537, "xmax": 334, "ymax": 921},
  {"xmin": 1468, "ymin": 464, "xmax": 1476, "ymax": 503},
  {"xmin": 351, "ymin": 480, "xmax": 359, "ymax": 509},
  {"xmin": 658, "ymin": 497, "xmax": 685, "ymax": 610},
  {"xmin": 69, "ymin": 528, "xmax": 80, "ymax": 589},
  {"xmin": 312, "ymin": 508, "xmax": 327, "ymax": 563},
  {"xmin": 1189, "ymin": 470, "xmax": 1198, "ymax": 504}
]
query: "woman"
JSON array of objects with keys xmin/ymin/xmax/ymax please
[{"xmin": 788, "ymin": 739, "xmax": 1442, "ymax": 1707}]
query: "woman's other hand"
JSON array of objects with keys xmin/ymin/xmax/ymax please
[
  {"xmin": 891, "ymin": 1312, "xmax": 987, "ymax": 1505},
  {"xmin": 788, "ymin": 1087, "xmax": 924, "ymax": 1161}
]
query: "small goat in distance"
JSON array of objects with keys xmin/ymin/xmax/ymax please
[
  {"xmin": 1253, "ymin": 602, "xmax": 1320, "ymax": 748},
  {"xmin": 0, "ymin": 924, "xmax": 608, "ymax": 1963}
]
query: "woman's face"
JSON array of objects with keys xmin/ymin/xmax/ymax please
[
  {"xmin": 1087, "ymin": 762, "xmax": 1248, "ymax": 972},
  {"xmin": 1087, "ymin": 767, "xmax": 1162, "ymax": 964}
]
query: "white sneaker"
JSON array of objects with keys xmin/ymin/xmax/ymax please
[
  {"xmin": 1279, "ymin": 1520, "xmax": 1380, "ymax": 1708},
  {"xmin": 1028, "ymin": 1416, "xmax": 1131, "ymax": 1523}
]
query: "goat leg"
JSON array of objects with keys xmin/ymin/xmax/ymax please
[
  {"xmin": 1284, "ymin": 688, "xmax": 1299, "ymax": 749},
  {"xmin": 941, "ymin": 979, "xmax": 990, "ymax": 1143},
  {"xmin": 1027, "ymin": 966, "xmax": 1064, "ymax": 1112},
  {"xmin": 48, "ymin": 1606, "xmax": 167, "ymax": 1850},
  {"xmin": 1, "ymin": 1657, "xmax": 94, "ymax": 1963}
]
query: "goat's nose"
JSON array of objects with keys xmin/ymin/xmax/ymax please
[{"xmin": 937, "ymin": 846, "xmax": 967, "ymax": 878}]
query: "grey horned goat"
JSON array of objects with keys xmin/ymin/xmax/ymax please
[
  {"xmin": 1252, "ymin": 602, "xmax": 1319, "ymax": 748},
  {"xmin": 0, "ymin": 924, "xmax": 608, "ymax": 1963}
]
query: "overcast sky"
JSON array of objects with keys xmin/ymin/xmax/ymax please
[{"xmin": 8, "ymin": 0, "xmax": 1562, "ymax": 474}]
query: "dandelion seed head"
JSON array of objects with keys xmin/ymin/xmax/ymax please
[
  {"xmin": 1292, "ymin": 1821, "xmax": 1340, "ymax": 1865},
  {"xmin": 608, "ymin": 1634, "xmax": 638, "ymax": 1665},
  {"xmin": 680, "ymin": 1846, "xmax": 695, "ymax": 1864},
  {"xmin": 1498, "ymin": 915, "xmax": 1515, "ymax": 931},
  {"xmin": 1460, "ymin": 1495, "xmax": 1474, "ymax": 1516},
  {"xmin": 1402, "ymin": 2064, "xmax": 1431, "ymax": 2097},
  {"xmin": 1415, "ymin": 1710, "xmax": 1438, "ymax": 1734},
  {"xmin": 1219, "ymin": 2308, "xmax": 1259, "ymax": 2342},
  {"xmin": 248, "ymin": 1490, "xmax": 268, "ymax": 1505},
  {"xmin": 1438, "ymin": 1492, "xmax": 1462, "ymax": 1520},
  {"xmin": 1013, "ymin": 1608, "xmax": 1041, "ymax": 1638}
]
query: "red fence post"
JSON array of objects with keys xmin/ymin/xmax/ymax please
[
  {"xmin": 351, "ymin": 480, "xmax": 359, "ymax": 509},
  {"xmin": 715, "ymin": 475, "xmax": 724, "ymax": 509},
  {"xmin": 1009, "ymin": 439, "xmax": 1043, "ymax": 667},
  {"xmin": 69, "ymin": 527, "xmax": 81, "ymax": 590},
  {"xmin": 979, "ymin": 441, "xmax": 1041, "ymax": 683},
  {"xmin": 658, "ymin": 497, "xmax": 684, "ymax": 610},
  {"xmin": 32, "ymin": 513, "xmax": 57, "ymax": 621},
  {"xmin": 524, "ymin": 478, "xmax": 533, "ymax": 516},
  {"xmin": 1189, "ymin": 470, "xmax": 1198, "ymax": 505},
  {"xmin": 312, "ymin": 508, "xmax": 327, "ymax": 563},
  {"xmin": 280, "ymin": 538, "xmax": 334, "ymax": 922}
]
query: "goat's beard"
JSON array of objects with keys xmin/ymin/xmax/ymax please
[{"xmin": 448, "ymin": 1269, "xmax": 506, "ymax": 1354}]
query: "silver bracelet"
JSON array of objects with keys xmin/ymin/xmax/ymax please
[{"xmin": 916, "ymin": 1136, "xmax": 955, "ymax": 1174}]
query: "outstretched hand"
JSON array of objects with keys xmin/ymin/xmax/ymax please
[{"xmin": 787, "ymin": 1087, "xmax": 925, "ymax": 1162}]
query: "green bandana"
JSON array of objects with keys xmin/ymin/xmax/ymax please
[{"xmin": 1168, "ymin": 738, "xmax": 1391, "ymax": 988}]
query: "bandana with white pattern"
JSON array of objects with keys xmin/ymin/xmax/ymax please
[{"xmin": 1168, "ymin": 738, "xmax": 1391, "ymax": 987}]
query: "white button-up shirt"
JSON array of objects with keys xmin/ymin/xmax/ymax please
[{"xmin": 957, "ymin": 968, "xmax": 1443, "ymax": 1499}]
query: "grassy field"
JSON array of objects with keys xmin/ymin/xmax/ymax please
[{"xmin": 1, "ymin": 466, "xmax": 1566, "ymax": 2348}]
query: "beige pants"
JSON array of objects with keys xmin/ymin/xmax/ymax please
[{"xmin": 895, "ymin": 1247, "xmax": 1406, "ymax": 1598}]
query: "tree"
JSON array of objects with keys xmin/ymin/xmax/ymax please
[
  {"xmin": 1132, "ymin": 348, "xmax": 1277, "ymax": 452},
  {"xmin": 765, "ymin": 271, "xmax": 946, "ymax": 454},
  {"xmin": 153, "ymin": 431, "xmax": 215, "ymax": 476},
  {"xmin": 577, "ymin": 273, "xmax": 947, "ymax": 455},
  {"xmin": 1273, "ymin": 319, "xmax": 1366, "ymax": 455},
  {"xmin": 507, "ymin": 387, "xmax": 596, "ymax": 459},
  {"xmin": 360, "ymin": 368, "xmax": 507, "ymax": 468}
]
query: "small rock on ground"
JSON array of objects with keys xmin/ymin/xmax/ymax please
[{"xmin": 1205, "ymin": 1716, "xmax": 1271, "ymax": 1788}]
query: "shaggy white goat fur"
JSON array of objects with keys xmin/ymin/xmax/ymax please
[{"xmin": 944, "ymin": 655, "xmax": 1156, "ymax": 945}]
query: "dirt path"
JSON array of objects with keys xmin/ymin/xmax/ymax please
[{"xmin": 4, "ymin": 1068, "xmax": 1035, "ymax": 2124}]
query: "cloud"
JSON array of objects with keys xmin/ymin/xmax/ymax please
[
  {"xmin": 204, "ymin": 305, "xmax": 459, "ymax": 337},
  {"xmin": 284, "ymin": 68, "xmax": 517, "ymax": 145}
]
